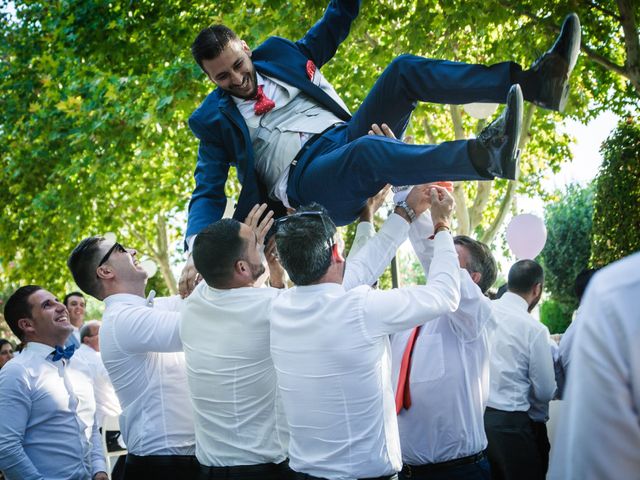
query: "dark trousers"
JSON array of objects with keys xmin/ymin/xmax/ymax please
[
  {"xmin": 197, "ymin": 461, "xmax": 293, "ymax": 480},
  {"xmin": 531, "ymin": 421, "xmax": 550, "ymax": 475},
  {"xmin": 399, "ymin": 454, "xmax": 490, "ymax": 480},
  {"xmin": 293, "ymin": 473, "xmax": 398, "ymax": 480},
  {"xmin": 289, "ymin": 55, "xmax": 527, "ymax": 226},
  {"xmin": 484, "ymin": 408, "xmax": 544, "ymax": 480},
  {"xmin": 123, "ymin": 453, "xmax": 199, "ymax": 480}
]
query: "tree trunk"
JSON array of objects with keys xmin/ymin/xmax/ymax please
[{"xmin": 155, "ymin": 216, "xmax": 178, "ymax": 295}]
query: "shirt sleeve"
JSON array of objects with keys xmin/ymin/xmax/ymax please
[
  {"xmin": 408, "ymin": 212, "xmax": 435, "ymax": 275},
  {"xmin": 361, "ymin": 231, "xmax": 461, "ymax": 339},
  {"xmin": 0, "ymin": 364, "xmax": 44, "ymax": 479},
  {"xmin": 89, "ymin": 412, "xmax": 107, "ymax": 477},
  {"xmin": 346, "ymin": 221, "xmax": 376, "ymax": 259},
  {"xmin": 113, "ymin": 305, "xmax": 182, "ymax": 353},
  {"xmin": 343, "ymin": 213, "xmax": 410, "ymax": 291},
  {"xmin": 528, "ymin": 327, "xmax": 557, "ymax": 404}
]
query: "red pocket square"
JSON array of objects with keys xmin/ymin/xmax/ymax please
[{"xmin": 306, "ymin": 60, "xmax": 316, "ymax": 80}]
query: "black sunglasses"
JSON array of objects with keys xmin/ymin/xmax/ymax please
[
  {"xmin": 274, "ymin": 211, "xmax": 336, "ymax": 249},
  {"xmin": 97, "ymin": 242, "xmax": 127, "ymax": 268}
]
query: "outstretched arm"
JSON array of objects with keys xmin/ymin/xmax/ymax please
[{"xmin": 296, "ymin": 0, "xmax": 360, "ymax": 68}]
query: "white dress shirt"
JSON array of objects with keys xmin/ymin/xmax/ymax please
[
  {"xmin": 487, "ymin": 293, "xmax": 556, "ymax": 412},
  {"xmin": 548, "ymin": 252, "xmax": 640, "ymax": 480},
  {"xmin": 73, "ymin": 344, "xmax": 122, "ymax": 426},
  {"xmin": 100, "ymin": 293, "xmax": 195, "ymax": 456},
  {"xmin": 390, "ymin": 214, "xmax": 496, "ymax": 464},
  {"xmin": 0, "ymin": 342, "xmax": 106, "ymax": 479},
  {"xmin": 270, "ymin": 230, "xmax": 460, "ymax": 479},
  {"xmin": 180, "ymin": 213, "xmax": 411, "ymax": 468}
]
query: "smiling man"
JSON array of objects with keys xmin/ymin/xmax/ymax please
[
  {"xmin": 68, "ymin": 237, "xmax": 198, "ymax": 480},
  {"xmin": 0, "ymin": 286, "xmax": 108, "ymax": 480},
  {"xmin": 63, "ymin": 291, "xmax": 86, "ymax": 349}
]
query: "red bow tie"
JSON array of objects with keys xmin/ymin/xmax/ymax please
[{"xmin": 253, "ymin": 85, "xmax": 275, "ymax": 116}]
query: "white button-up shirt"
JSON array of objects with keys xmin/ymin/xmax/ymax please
[
  {"xmin": 0, "ymin": 342, "xmax": 106, "ymax": 479},
  {"xmin": 270, "ymin": 230, "xmax": 460, "ymax": 480},
  {"xmin": 100, "ymin": 294, "xmax": 195, "ymax": 456},
  {"xmin": 487, "ymin": 292, "xmax": 556, "ymax": 412},
  {"xmin": 180, "ymin": 213, "xmax": 412, "ymax": 468},
  {"xmin": 73, "ymin": 343, "xmax": 122, "ymax": 426},
  {"xmin": 391, "ymin": 214, "xmax": 496, "ymax": 464},
  {"xmin": 548, "ymin": 252, "xmax": 640, "ymax": 480}
]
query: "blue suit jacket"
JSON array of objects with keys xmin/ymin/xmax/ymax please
[{"xmin": 186, "ymin": 0, "xmax": 359, "ymax": 240}]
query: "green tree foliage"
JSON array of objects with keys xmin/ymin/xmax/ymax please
[
  {"xmin": 0, "ymin": 0, "xmax": 636, "ymax": 295},
  {"xmin": 538, "ymin": 183, "xmax": 594, "ymax": 332},
  {"xmin": 540, "ymin": 184, "xmax": 594, "ymax": 305},
  {"xmin": 591, "ymin": 116, "xmax": 640, "ymax": 266}
]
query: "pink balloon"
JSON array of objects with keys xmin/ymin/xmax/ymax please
[{"xmin": 506, "ymin": 214, "xmax": 547, "ymax": 259}]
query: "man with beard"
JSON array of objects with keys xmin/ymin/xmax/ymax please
[
  {"xmin": 180, "ymin": 187, "xmax": 433, "ymax": 479},
  {"xmin": 180, "ymin": 0, "xmax": 581, "ymax": 294},
  {"xmin": 67, "ymin": 237, "xmax": 198, "ymax": 479},
  {"xmin": 484, "ymin": 260, "xmax": 556, "ymax": 480}
]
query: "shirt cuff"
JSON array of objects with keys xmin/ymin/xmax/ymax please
[
  {"xmin": 385, "ymin": 212, "xmax": 412, "ymax": 236},
  {"xmin": 432, "ymin": 229, "xmax": 456, "ymax": 252}
]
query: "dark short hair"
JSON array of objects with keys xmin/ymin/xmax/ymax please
[
  {"xmin": 508, "ymin": 259, "xmax": 544, "ymax": 294},
  {"xmin": 275, "ymin": 203, "xmax": 336, "ymax": 286},
  {"xmin": 4, "ymin": 285, "xmax": 43, "ymax": 341},
  {"xmin": 63, "ymin": 291, "xmax": 85, "ymax": 307},
  {"xmin": 68, "ymin": 236, "xmax": 105, "ymax": 300},
  {"xmin": 453, "ymin": 235, "xmax": 497, "ymax": 294},
  {"xmin": 193, "ymin": 219, "xmax": 245, "ymax": 288},
  {"xmin": 574, "ymin": 268, "xmax": 598, "ymax": 302},
  {"xmin": 0, "ymin": 338, "xmax": 13, "ymax": 350},
  {"xmin": 191, "ymin": 24, "xmax": 239, "ymax": 72}
]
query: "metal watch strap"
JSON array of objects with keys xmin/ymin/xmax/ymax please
[{"xmin": 396, "ymin": 200, "xmax": 416, "ymax": 222}]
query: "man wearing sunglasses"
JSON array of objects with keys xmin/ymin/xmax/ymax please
[
  {"xmin": 270, "ymin": 186, "xmax": 460, "ymax": 479},
  {"xmin": 67, "ymin": 238, "xmax": 199, "ymax": 479}
]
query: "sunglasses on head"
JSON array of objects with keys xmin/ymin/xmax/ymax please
[{"xmin": 274, "ymin": 211, "xmax": 336, "ymax": 249}]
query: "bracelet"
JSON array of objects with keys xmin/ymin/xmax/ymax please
[
  {"xmin": 428, "ymin": 222, "xmax": 451, "ymax": 239},
  {"xmin": 395, "ymin": 200, "xmax": 416, "ymax": 223}
]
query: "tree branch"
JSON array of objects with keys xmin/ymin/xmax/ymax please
[{"xmin": 422, "ymin": 118, "xmax": 437, "ymax": 144}]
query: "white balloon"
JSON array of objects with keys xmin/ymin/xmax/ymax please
[
  {"xmin": 140, "ymin": 259, "xmax": 158, "ymax": 278},
  {"xmin": 463, "ymin": 102, "xmax": 499, "ymax": 119},
  {"xmin": 506, "ymin": 214, "xmax": 547, "ymax": 260}
]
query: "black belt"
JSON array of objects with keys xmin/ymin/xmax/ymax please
[
  {"xmin": 293, "ymin": 472, "xmax": 398, "ymax": 480},
  {"xmin": 125, "ymin": 453, "xmax": 199, "ymax": 467},
  {"xmin": 401, "ymin": 451, "xmax": 485, "ymax": 476},
  {"xmin": 199, "ymin": 461, "xmax": 288, "ymax": 478},
  {"xmin": 289, "ymin": 123, "xmax": 341, "ymax": 175}
]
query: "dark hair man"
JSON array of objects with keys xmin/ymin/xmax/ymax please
[
  {"xmin": 67, "ymin": 237, "xmax": 198, "ymax": 479},
  {"xmin": 0, "ymin": 286, "xmax": 108, "ymax": 480},
  {"xmin": 389, "ymin": 213, "xmax": 498, "ymax": 478},
  {"xmin": 63, "ymin": 290, "xmax": 86, "ymax": 349},
  {"xmin": 270, "ymin": 186, "xmax": 460, "ymax": 479},
  {"xmin": 180, "ymin": 0, "xmax": 581, "ymax": 293},
  {"xmin": 485, "ymin": 260, "xmax": 556, "ymax": 480},
  {"xmin": 181, "ymin": 189, "xmax": 435, "ymax": 479}
]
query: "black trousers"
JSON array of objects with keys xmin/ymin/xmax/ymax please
[
  {"xmin": 123, "ymin": 454, "xmax": 199, "ymax": 480},
  {"xmin": 197, "ymin": 461, "xmax": 293, "ymax": 480},
  {"xmin": 293, "ymin": 472, "xmax": 398, "ymax": 480},
  {"xmin": 483, "ymin": 408, "xmax": 544, "ymax": 480},
  {"xmin": 530, "ymin": 421, "xmax": 550, "ymax": 475}
]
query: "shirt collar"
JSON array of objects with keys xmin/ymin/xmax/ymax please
[
  {"xmin": 232, "ymin": 71, "xmax": 266, "ymax": 105},
  {"xmin": 24, "ymin": 341, "xmax": 58, "ymax": 359},
  {"xmin": 104, "ymin": 293, "xmax": 148, "ymax": 308},
  {"xmin": 499, "ymin": 291, "xmax": 530, "ymax": 312}
]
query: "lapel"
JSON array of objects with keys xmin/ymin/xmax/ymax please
[{"xmin": 254, "ymin": 60, "xmax": 351, "ymax": 121}]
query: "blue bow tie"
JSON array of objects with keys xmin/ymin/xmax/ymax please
[{"xmin": 51, "ymin": 344, "xmax": 76, "ymax": 361}]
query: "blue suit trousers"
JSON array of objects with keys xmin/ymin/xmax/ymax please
[{"xmin": 287, "ymin": 55, "xmax": 519, "ymax": 225}]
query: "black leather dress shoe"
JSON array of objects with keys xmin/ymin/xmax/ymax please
[
  {"xmin": 473, "ymin": 84, "xmax": 523, "ymax": 180},
  {"xmin": 530, "ymin": 13, "xmax": 581, "ymax": 112}
]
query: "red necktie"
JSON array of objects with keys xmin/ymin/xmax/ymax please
[
  {"xmin": 395, "ymin": 326, "xmax": 421, "ymax": 414},
  {"xmin": 253, "ymin": 85, "xmax": 275, "ymax": 116}
]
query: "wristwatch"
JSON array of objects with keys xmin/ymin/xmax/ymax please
[{"xmin": 395, "ymin": 200, "xmax": 416, "ymax": 223}]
